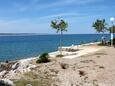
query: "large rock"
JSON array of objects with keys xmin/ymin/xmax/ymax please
[
  {"xmin": 11, "ymin": 58, "xmax": 36, "ymax": 73},
  {"xmin": 0, "ymin": 63, "xmax": 7, "ymax": 72},
  {"xmin": 0, "ymin": 79, "xmax": 15, "ymax": 86}
]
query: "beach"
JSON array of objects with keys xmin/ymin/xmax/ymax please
[
  {"xmin": 0, "ymin": 0, "xmax": 115, "ymax": 85},
  {"xmin": 1, "ymin": 43, "xmax": 114, "ymax": 86}
]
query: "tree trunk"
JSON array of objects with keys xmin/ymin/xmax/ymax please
[{"xmin": 59, "ymin": 31, "xmax": 63, "ymax": 55}]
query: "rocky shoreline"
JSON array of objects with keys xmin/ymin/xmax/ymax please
[{"xmin": 1, "ymin": 43, "xmax": 111, "ymax": 86}]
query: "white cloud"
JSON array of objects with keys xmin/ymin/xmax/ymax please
[
  {"xmin": 38, "ymin": 13, "xmax": 78, "ymax": 20},
  {"xmin": 0, "ymin": 17, "xmax": 55, "ymax": 33},
  {"xmin": 36, "ymin": 0, "xmax": 101, "ymax": 11},
  {"xmin": 12, "ymin": 0, "xmax": 102, "ymax": 12}
]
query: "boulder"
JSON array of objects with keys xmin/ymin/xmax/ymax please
[{"xmin": 0, "ymin": 79, "xmax": 15, "ymax": 86}]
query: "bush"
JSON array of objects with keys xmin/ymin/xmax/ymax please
[
  {"xmin": 56, "ymin": 54, "xmax": 64, "ymax": 57},
  {"xmin": 36, "ymin": 53, "xmax": 50, "ymax": 63}
]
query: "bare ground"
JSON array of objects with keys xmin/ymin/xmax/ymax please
[{"xmin": 1, "ymin": 46, "xmax": 115, "ymax": 86}]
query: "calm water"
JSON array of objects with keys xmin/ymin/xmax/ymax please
[{"xmin": 0, "ymin": 34, "xmax": 112, "ymax": 62}]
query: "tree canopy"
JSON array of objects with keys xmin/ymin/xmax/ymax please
[
  {"xmin": 50, "ymin": 18, "xmax": 68, "ymax": 56},
  {"xmin": 109, "ymin": 25, "xmax": 115, "ymax": 33},
  {"xmin": 92, "ymin": 19, "xmax": 107, "ymax": 33},
  {"xmin": 50, "ymin": 19, "xmax": 68, "ymax": 33}
]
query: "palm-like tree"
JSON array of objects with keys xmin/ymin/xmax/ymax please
[
  {"xmin": 92, "ymin": 19, "xmax": 108, "ymax": 45},
  {"xmin": 50, "ymin": 18, "xmax": 68, "ymax": 55},
  {"xmin": 109, "ymin": 25, "xmax": 115, "ymax": 33},
  {"xmin": 92, "ymin": 19, "xmax": 107, "ymax": 33}
]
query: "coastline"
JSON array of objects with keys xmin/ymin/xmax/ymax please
[
  {"xmin": 0, "ymin": 41, "xmax": 103, "ymax": 71},
  {"xmin": 0, "ymin": 42, "xmax": 101, "ymax": 63},
  {"xmin": 49, "ymin": 42, "xmax": 102, "ymax": 58},
  {"xmin": 0, "ymin": 42, "xmax": 107, "ymax": 85},
  {"xmin": 0, "ymin": 34, "xmax": 111, "ymax": 62}
]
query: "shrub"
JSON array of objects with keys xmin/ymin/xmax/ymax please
[
  {"xmin": 36, "ymin": 53, "xmax": 50, "ymax": 63},
  {"xmin": 56, "ymin": 54, "xmax": 64, "ymax": 57}
]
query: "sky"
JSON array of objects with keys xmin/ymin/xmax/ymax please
[{"xmin": 0, "ymin": 0, "xmax": 115, "ymax": 34}]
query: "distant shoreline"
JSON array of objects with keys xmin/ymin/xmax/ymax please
[{"xmin": 0, "ymin": 33, "xmax": 111, "ymax": 36}]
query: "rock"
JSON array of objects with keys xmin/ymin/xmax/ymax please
[
  {"xmin": 26, "ymin": 84, "xmax": 32, "ymax": 86},
  {"xmin": 11, "ymin": 59, "xmax": 37, "ymax": 74},
  {"xmin": 0, "ymin": 63, "xmax": 7, "ymax": 72},
  {"xmin": 0, "ymin": 79, "xmax": 15, "ymax": 86},
  {"xmin": 12, "ymin": 63, "xmax": 20, "ymax": 70},
  {"xmin": 0, "ymin": 71, "xmax": 7, "ymax": 78},
  {"xmin": 99, "ymin": 66, "xmax": 104, "ymax": 69},
  {"xmin": 5, "ymin": 60, "xmax": 9, "ymax": 63},
  {"xmin": 0, "ymin": 62, "xmax": 16, "ymax": 72}
]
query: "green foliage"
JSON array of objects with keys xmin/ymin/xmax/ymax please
[
  {"xmin": 14, "ymin": 79, "xmax": 40, "ymax": 86},
  {"xmin": 36, "ymin": 53, "xmax": 50, "ymax": 63},
  {"xmin": 50, "ymin": 18, "xmax": 68, "ymax": 55},
  {"xmin": 92, "ymin": 19, "xmax": 107, "ymax": 33},
  {"xmin": 50, "ymin": 19, "xmax": 68, "ymax": 33},
  {"xmin": 108, "ymin": 25, "xmax": 115, "ymax": 33},
  {"xmin": 56, "ymin": 54, "xmax": 64, "ymax": 57}
]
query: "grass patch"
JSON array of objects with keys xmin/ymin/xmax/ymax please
[
  {"xmin": 56, "ymin": 54, "xmax": 64, "ymax": 57},
  {"xmin": 95, "ymin": 52, "xmax": 107, "ymax": 55},
  {"xmin": 14, "ymin": 79, "xmax": 41, "ymax": 86},
  {"xmin": 24, "ymin": 72, "xmax": 38, "ymax": 79}
]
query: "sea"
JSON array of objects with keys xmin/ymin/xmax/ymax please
[{"xmin": 0, "ymin": 34, "xmax": 112, "ymax": 62}]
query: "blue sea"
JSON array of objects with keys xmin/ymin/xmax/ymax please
[{"xmin": 0, "ymin": 34, "xmax": 112, "ymax": 62}]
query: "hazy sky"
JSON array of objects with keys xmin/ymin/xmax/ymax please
[{"xmin": 0, "ymin": 0, "xmax": 115, "ymax": 34}]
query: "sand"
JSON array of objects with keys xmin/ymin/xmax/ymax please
[
  {"xmin": 49, "ymin": 42, "xmax": 104, "ymax": 59},
  {"xmin": 53, "ymin": 46, "xmax": 115, "ymax": 86}
]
